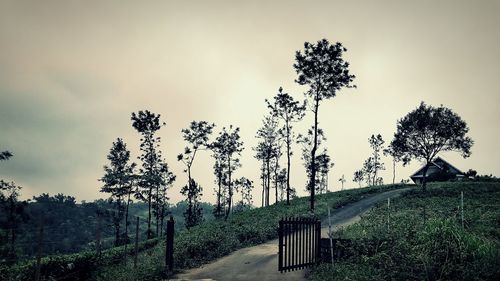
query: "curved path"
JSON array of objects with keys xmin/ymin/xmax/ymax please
[{"xmin": 172, "ymin": 188, "xmax": 409, "ymax": 281}]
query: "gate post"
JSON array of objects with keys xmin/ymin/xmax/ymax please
[
  {"xmin": 278, "ymin": 219, "xmax": 283, "ymax": 272},
  {"xmin": 165, "ymin": 216, "xmax": 174, "ymax": 272}
]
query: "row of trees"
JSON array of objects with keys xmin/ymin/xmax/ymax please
[
  {"xmin": 100, "ymin": 111, "xmax": 254, "ymax": 238},
  {"xmin": 0, "ymin": 151, "xmax": 25, "ymax": 263}
]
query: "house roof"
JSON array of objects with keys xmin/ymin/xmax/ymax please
[{"xmin": 410, "ymin": 156, "xmax": 464, "ymax": 178}]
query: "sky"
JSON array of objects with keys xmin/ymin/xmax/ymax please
[{"xmin": 1, "ymin": 0, "xmax": 499, "ymax": 204}]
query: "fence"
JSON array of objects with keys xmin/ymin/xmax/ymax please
[
  {"xmin": 278, "ymin": 217, "xmax": 321, "ymax": 272},
  {"xmin": 1, "ymin": 214, "xmax": 176, "ymax": 281}
]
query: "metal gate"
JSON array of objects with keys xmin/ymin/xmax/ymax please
[{"xmin": 278, "ymin": 217, "xmax": 321, "ymax": 272}]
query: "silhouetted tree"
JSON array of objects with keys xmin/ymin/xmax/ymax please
[
  {"xmin": 254, "ymin": 143, "xmax": 268, "ymax": 207},
  {"xmin": 212, "ymin": 126, "xmax": 244, "ymax": 219},
  {"xmin": 277, "ymin": 168, "xmax": 287, "ymax": 201},
  {"xmin": 234, "ymin": 177, "xmax": 254, "ymax": 211},
  {"xmin": 368, "ymin": 134, "xmax": 385, "ymax": 186},
  {"xmin": 390, "ymin": 102, "xmax": 473, "ymax": 191},
  {"xmin": 317, "ymin": 151, "xmax": 333, "ymax": 193},
  {"xmin": 100, "ymin": 138, "xmax": 136, "ymax": 246},
  {"xmin": 267, "ymin": 87, "xmax": 305, "ymax": 205},
  {"xmin": 0, "ymin": 180, "xmax": 25, "ymax": 263},
  {"xmin": 180, "ymin": 179, "xmax": 203, "ymax": 229},
  {"xmin": 383, "ymin": 146, "xmax": 402, "ymax": 185},
  {"xmin": 297, "ymin": 126, "xmax": 327, "ymax": 194},
  {"xmin": 362, "ymin": 157, "xmax": 375, "ymax": 186},
  {"xmin": 0, "ymin": 151, "xmax": 13, "ymax": 161},
  {"xmin": 464, "ymin": 169, "xmax": 477, "ymax": 179},
  {"xmin": 157, "ymin": 162, "xmax": 175, "ymax": 235},
  {"xmin": 353, "ymin": 170, "xmax": 364, "ymax": 188},
  {"xmin": 178, "ymin": 121, "xmax": 215, "ymax": 228},
  {"xmin": 131, "ymin": 110, "xmax": 164, "ymax": 238},
  {"xmin": 338, "ymin": 174, "xmax": 346, "ymax": 191},
  {"xmin": 272, "ymin": 144, "xmax": 283, "ymax": 204},
  {"xmin": 211, "ymin": 157, "xmax": 226, "ymax": 218},
  {"xmin": 294, "ymin": 39, "xmax": 356, "ymax": 211},
  {"xmin": 254, "ymin": 116, "xmax": 280, "ymax": 207}
]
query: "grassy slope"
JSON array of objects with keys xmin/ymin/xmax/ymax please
[
  {"xmin": 310, "ymin": 182, "xmax": 500, "ymax": 281},
  {"xmin": 94, "ymin": 184, "xmax": 405, "ymax": 281}
]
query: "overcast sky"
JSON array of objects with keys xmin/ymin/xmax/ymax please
[{"xmin": 1, "ymin": 0, "xmax": 499, "ymax": 204}]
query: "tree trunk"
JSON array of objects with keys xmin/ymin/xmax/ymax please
[
  {"xmin": 286, "ymin": 120, "xmax": 291, "ymax": 205},
  {"xmin": 147, "ymin": 188, "xmax": 152, "ymax": 239},
  {"xmin": 266, "ymin": 159, "xmax": 271, "ymax": 206},
  {"xmin": 124, "ymin": 191, "xmax": 131, "ymax": 243},
  {"xmin": 274, "ymin": 159, "xmax": 278, "ymax": 204},
  {"xmin": 115, "ymin": 198, "xmax": 122, "ymax": 246},
  {"xmin": 310, "ymin": 98, "xmax": 320, "ymax": 211},
  {"xmin": 217, "ymin": 168, "xmax": 222, "ymax": 217},
  {"xmin": 422, "ymin": 162, "xmax": 430, "ymax": 192},
  {"xmin": 225, "ymin": 156, "xmax": 232, "ymax": 219},
  {"xmin": 156, "ymin": 184, "xmax": 160, "ymax": 237},
  {"xmin": 261, "ymin": 161, "xmax": 265, "ymax": 207}
]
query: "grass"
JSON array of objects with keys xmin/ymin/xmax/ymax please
[
  {"xmin": 94, "ymin": 184, "xmax": 405, "ymax": 280},
  {"xmin": 308, "ymin": 181, "xmax": 500, "ymax": 281}
]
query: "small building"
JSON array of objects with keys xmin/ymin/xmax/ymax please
[{"xmin": 410, "ymin": 156, "xmax": 465, "ymax": 184}]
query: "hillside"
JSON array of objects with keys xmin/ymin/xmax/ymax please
[
  {"xmin": 1, "ymin": 184, "xmax": 403, "ymax": 281},
  {"xmin": 311, "ymin": 182, "xmax": 500, "ymax": 281},
  {"xmin": 0, "ymin": 196, "xmax": 214, "ymax": 262}
]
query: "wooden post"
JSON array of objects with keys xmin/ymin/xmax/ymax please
[
  {"xmin": 35, "ymin": 219, "xmax": 44, "ymax": 281},
  {"xmin": 327, "ymin": 208, "xmax": 334, "ymax": 265},
  {"xmin": 461, "ymin": 191, "xmax": 464, "ymax": 229},
  {"xmin": 165, "ymin": 216, "xmax": 174, "ymax": 272},
  {"xmin": 134, "ymin": 216, "xmax": 139, "ymax": 269}
]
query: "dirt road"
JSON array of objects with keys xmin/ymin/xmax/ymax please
[{"xmin": 172, "ymin": 188, "xmax": 408, "ymax": 281}]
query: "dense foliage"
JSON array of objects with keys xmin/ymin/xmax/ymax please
[{"xmin": 310, "ymin": 182, "xmax": 500, "ymax": 281}]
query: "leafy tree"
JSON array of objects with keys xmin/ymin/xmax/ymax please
[
  {"xmin": 383, "ymin": 145, "xmax": 402, "ymax": 185},
  {"xmin": 368, "ymin": 134, "xmax": 385, "ymax": 186},
  {"xmin": 0, "ymin": 180, "xmax": 25, "ymax": 263},
  {"xmin": 353, "ymin": 170, "xmax": 364, "ymax": 188},
  {"xmin": 211, "ymin": 157, "xmax": 227, "ymax": 218},
  {"xmin": 178, "ymin": 121, "xmax": 215, "ymax": 228},
  {"xmin": 254, "ymin": 142, "xmax": 269, "ymax": 207},
  {"xmin": 156, "ymin": 162, "xmax": 175, "ymax": 236},
  {"xmin": 294, "ymin": 39, "xmax": 356, "ymax": 211},
  {"xmin": 254, "ymin": 116, "xmax": 280, "ymax": 207},
  {"xmin": 131, "ymin": 110, "xmax": 164, "ymax": 238},
  {"xmin": 362, "ymin": 157, "xmax": 375, "ymax": 186},
  {"xmin": 464, "ymin": 169, "xmax": 477, "ymax": 179},
  {"xmin": 100, "ymin": 138, "xmax": 136, "ymax": 246},
  {"xmin": 180, "ymin": 179, "xmax": 203, "ymax": 229},
  {"xmin": 0, "ymin": 151, "xmax": 25, "ymax": 263},
  {"xmin": 212, "ymin": 126, "xmax": 244, "ymax": 219},
  {"xmin": 266, "ymin": 87, "xmax": 305, "ymax": 204},
  {"xmin": 277, "ymin": 168, "xmax": 287, "ymax": 201},
  {"xmin": 390, "ymin": 102, "xmax": 473, "ymax": 191},
  {"xmin": 0, "ymin": 151, "xmax": 13, "ymax": 161},
  {"xmin": 317, "ymin": 151, "xmax": 333, "ymax": 193},
  {"xmin": 297, "ymin": 126, "xmax": 327, "ymax": 194},
  {"xmin": 234, "ymin": 177, "xmax": 254, "ymax": 211},
  {"xmin": 338, "ymin": 174, "xmax": 346, "ymax": 191}
]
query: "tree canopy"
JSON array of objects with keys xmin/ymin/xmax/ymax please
[{"xmin": 390, "ymin": 102, "xmax": 473, "ymax": 190}]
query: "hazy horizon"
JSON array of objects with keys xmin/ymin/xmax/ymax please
[{"xmin": 1, "ymin": 0, "xmax": 499, "ymax": 204}]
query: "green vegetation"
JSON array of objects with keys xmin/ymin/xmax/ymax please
[
  {"xmin": 95, "ymin": 184, "xmax": 402, "ymax": 280},
  {"xmin": 310, "ymin": 182, "xmax": 500, "ymax": 281}
]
